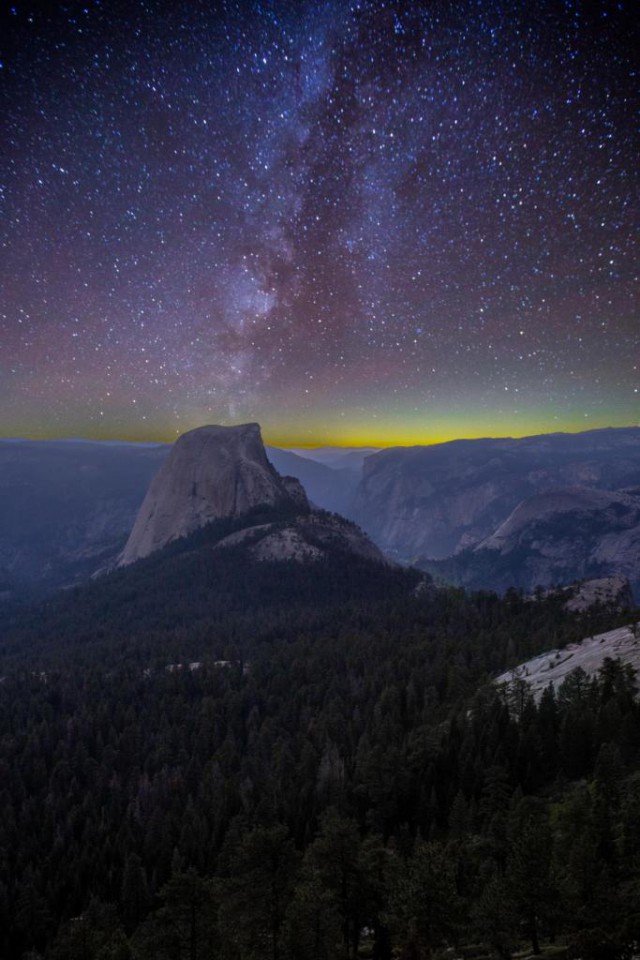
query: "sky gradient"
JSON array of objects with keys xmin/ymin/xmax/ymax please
[{"xmin": 1, "ymin": 0, "xmax": 638, "ymax": 446}]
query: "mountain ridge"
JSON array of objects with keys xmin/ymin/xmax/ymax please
[{"xmin": 352, "ymin": 427, "xmax": 640, "ymax": 571}]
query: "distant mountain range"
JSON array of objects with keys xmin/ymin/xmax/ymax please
[
  {"xmin": 286, "ymin": 446, "xmax": 379, "ymax": 471},
  {"xmin": 351, "ymin": 428, "xmax": 640, "ymax": 597},
  {"xmin": 1, "ymin": 426, "xmax": 639, "ymax": 598},
  {"xmin": 0, "ymin": 438, "xmax": 169, "ymax": 593}
]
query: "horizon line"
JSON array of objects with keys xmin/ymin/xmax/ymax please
[{"xmin": 1, "ymin": 422, "xmax": 638, "ymax": 449}]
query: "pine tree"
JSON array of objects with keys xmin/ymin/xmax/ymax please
[
  {"xmin": 218, "ymin": 825, "xmax": 296, "ymax": 960},
  {"xmin": 121, "ymin": 853, "xmax": 151, "ymax": 934},
  {"xmin": 505, "ymin": 800, "xmax": 557, "ymax": 955},
  {"xmin": 385, "ymin": 840, "xmax": 462, "ymax": 959}
]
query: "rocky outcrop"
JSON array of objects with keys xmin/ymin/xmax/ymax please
[
  {"xmin": 353, "ymin": 428, "xmax": 640, "ymax": 561},
  {"xmin": 495, "ymin": 621, "xmax": 640, "ymax": 700},
  {"xmin": 280, "ymin": 475, "xmax": 309, "ymax": 509},
  {"xmin": 529, "ymin": 576, "xmax": 634, "ymax": 612},
  {"xmin": 563, "ymin": 576, "xmax": 635, "ymax": 613},
  {"xmin": 213, "ymin": 512, "xmax": 386, "ymax": 565},
  {"xmin": 119, "ymin": 424, "xmax": 308, "ymax": 566}
]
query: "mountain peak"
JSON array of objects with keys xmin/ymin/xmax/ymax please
[{"xmin": 119, "ymin": 423, "xmax": 307, "ymax": 565}]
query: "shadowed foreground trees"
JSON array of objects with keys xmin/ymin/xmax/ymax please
[
  {"xmin": 385, "ymin": 840, "xmax": 462, "ymax": 959},
  {"xmin": 0, "ymin": 523, "xmax": 637, "ymax": 958}
]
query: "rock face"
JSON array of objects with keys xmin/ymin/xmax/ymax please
[
  {"xmin": 478, "ymin": 487, "xmax": 639, "ymax": 593},
  {"xmin": 480, "ymin": 486, "xmax": 630, "ymax": 551},
  {"xmin": 353, "ymin": 427, "xmax": 640, "ymax": 560},
  {"xmin": 421, "ymin": 486, "xmax": 640, "ymax": 597},
  {"xmin": 119, "ymin": 424, "xmax": 308, "ymax": 565}
]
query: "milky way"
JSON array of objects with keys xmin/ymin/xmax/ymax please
[{"xmin": 1, "ymin": 0, "xmax": 638, "ymax": 444}]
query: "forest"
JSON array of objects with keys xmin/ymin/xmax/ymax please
[{"xmin": 0, "ymin": 507, "xmax": 638, "ymax": 959}]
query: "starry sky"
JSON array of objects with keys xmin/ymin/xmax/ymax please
[{"xmin": 1, "ymin": 0, "xmax": 638, "ymax": 446}]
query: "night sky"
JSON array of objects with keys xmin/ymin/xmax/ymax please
[{"xmin": 1, "ymin": 0, "xmax": 638, "ymax": 446}]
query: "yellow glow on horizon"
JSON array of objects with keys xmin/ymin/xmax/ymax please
[
  {"xmin": 261, "ymin": 409, "xmax": 639, "ymax": 449},
  {"xmin": 2, "ymin": 404, "xmax": 637, "ymax": 448}
]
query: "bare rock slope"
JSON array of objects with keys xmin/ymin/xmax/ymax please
[
  {"xmin": 119, "ymin": 423, "xmax": 306, "ymax": 565},
  {"xmin": 496, "ymin": 621, "xmax": 640, "ymax": 700}
]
